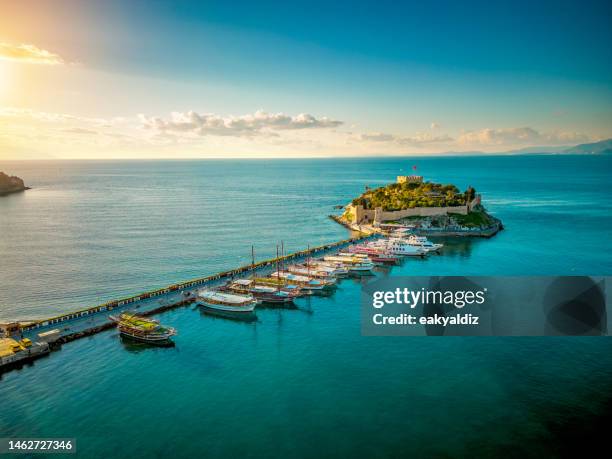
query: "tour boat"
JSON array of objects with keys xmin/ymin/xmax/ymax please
[
  {"xmin": 340, "ymin": 248, "xmax": 399, "ymax": 265},
  {"xmin": 405, "ymin": 235, "xmax": 444, "ymax": 252},
  {"xmin": 269, "ymin": 271, "xmax": 334, "ymax": 291},
  {"xmin": 109, "ymin": 312, "xmax": 176, "ymax": 345},
  {"xmin": 390, "ymin": 229, "xmax": 443, "ymax": 252},
  {"xmin": 367, "ymin": 238, "xmax": 427, "ymax": 257},
  {"xmin": 197, "ymin": 289, "xmax": 257, "ymax": 313},
  {"xmin": 322, "ymin": 255, "xmax": 375, "ymax": 273},
  {"xmin": 222, "ymin": 279, "xmax": 299, "ymax": 305},
  {"xmin": 286, "ymin": 265, "xmax": 337, "ymax": 282},
  {"xmin": 302, "ymin": 262, "xmax": 349, "ymax": 277}
]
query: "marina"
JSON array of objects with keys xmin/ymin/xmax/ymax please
[
  {"xmin": 1, "ymin": 233, "xmax": 381, "ymax": 373},
  {"xmin": 0, "ymin": 229, "xmax": 457, "ymax": 374}
]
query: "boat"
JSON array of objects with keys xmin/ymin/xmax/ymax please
[
  {"xmin": 109, "ymin": 312, "xmax": 177, "ymax": 345},
  {"xmin": 321, "ymin": 255, "xmax": 375, "ymax": 273},
  {"xmin": 197, "ymin": 289, "xmax": 258, "ymax": 313},
  {"xmin": 367, "ymin": 238, "xmax": 427, "ymax": 257},
  {"xmin": 222, "ymin": 279, "xmax": 299, "ymax": 305},
  {"xmin": 340, "ymin": 248, "xmax": 399, "ymax": 265},
  {"xmin": 269, "ymin": 271, "xmax": 334, "ymax": 291},
  {"xmin": 302, "ymin": 262, "xmax": 349, "ymax": 277},
  {"xmin": 390, "ymin": 229, "xmax": 443, "ymax": 252},
  {"xmin": 405, "ymin": 234, "xmax": 443, "ymax": 252},
  {"xmin": 286, "ymin": 265, "xmax": 338, "ymax": 281}
]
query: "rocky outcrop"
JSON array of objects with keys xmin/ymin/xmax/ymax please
[{"xmin": 0, "ymin": 172, "xmax": 29, "ymax": 196}]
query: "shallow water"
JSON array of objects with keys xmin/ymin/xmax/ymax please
[{"xmin": 0, "ymin": 156, "xmax": 611, "ymax": 457}]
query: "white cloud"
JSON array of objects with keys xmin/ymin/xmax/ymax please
[
  {"xmin": 139, "ymin": 110, "xmax": 343, "ymax": 137},
  {"xmin": 357, "ymin": 131, "xmax": 453, "ymax": 146},
  {"xmin": 457, "ymin": 127, "xmax": 590, "ymax": 146},
  {"xmin": 430, "ymin": 122, "xmax": 440, "ymax": 129},
  {"xmin": 0, "ymin": 42, "xmax": 64, "ymax": 65}
]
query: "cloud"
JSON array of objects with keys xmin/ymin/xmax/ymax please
[
  {"xmin": 0, "ymin": 42, "xmax": 64, "ymax": 65},
  {"xmin": 358, "ymin": 131, "xmax": 453, "ymax": 146},
  {"xmin": 457, "ymin": 127, "xmax": 590, "ymax": 146},
  {"xmin": 430, "ymin": 122, "xmax": 440, "ymax": 129},
  {"xmin": 139, "ymin": 110, "xmax": 343, "ymax": 137}
]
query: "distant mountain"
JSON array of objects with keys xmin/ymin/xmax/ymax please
[
  {"xmin": 563, "ymin": 139, "xmax": 612, "ymax": 155},
  {"xmin": 502, "ymin": 145, "xmax": 568, "ymax": 154}
]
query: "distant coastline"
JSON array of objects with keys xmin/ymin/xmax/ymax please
[{"xmin": 0, "ymin": 171, "xmax": 30, "ymax": 196}]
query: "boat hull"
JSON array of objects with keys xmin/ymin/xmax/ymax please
[
  {"xmin": 198, "ymin": 300, "xmax": 256, "ymax": 313},
  {"xmin": 118, "ymin": 331, "xmax": 175, "ymax": 346}
]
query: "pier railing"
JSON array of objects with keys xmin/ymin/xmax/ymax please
[{"xmin": 20, "ymin": 233, "xmax": 376, "ymax": 333}]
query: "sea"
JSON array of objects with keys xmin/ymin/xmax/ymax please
[{"xmin": 0, "ymin": 155, "xmax": 611, "ymax": 458}]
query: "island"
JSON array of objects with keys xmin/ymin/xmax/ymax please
[
  {"xmin": 331, "ymin": 175, "xmax": 502, "ymax": 237},
  {"xmin": 0, "ymin": 172, "xmax": 30, "ymax": 196}
]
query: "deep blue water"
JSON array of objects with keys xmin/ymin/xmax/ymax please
[{"xmin": 0, "ymin": 156, "xmax": 611, "ymax": 458}]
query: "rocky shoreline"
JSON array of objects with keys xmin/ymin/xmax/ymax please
[{"xmin": 330, "ymin": 210, "xmax": 504, "ymax": 238}]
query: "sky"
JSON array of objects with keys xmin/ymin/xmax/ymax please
[{"xmin": 0, "ymin": 0, "xmax": 611, "ymax": 159}]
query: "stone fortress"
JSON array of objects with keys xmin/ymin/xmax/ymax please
[{"xmin": 345, "ymin": 175, "xmax": 481, "ymax": 225}]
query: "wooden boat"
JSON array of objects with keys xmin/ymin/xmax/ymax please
[
  {"xmin": 197, "ymin": 289, "xmax": 257, "ymax": 313},
  {"xmin": 269, "ymin": 271, "xmax": 335, "ymax": 291},
  {"xmin": 340, "ymin": 248, "xmax": 399, "ymax": 265},
  {"xmin": 286, "ymin": 265, "xmax": 338, "ymax": 281},
  {"xmin": 109, "ymin": 312, "xmax": 176, "ymax": 345},
  {"xmin": 221, "ymin": 279, "xmax": 299, "ymax": 305},
  {"xmin": 322, "ymin": 255, "xmax": 375, "ymax": 273},
  {"xmin": 302, "ymin": 262, "xmax": 349, "ymax": 277}
]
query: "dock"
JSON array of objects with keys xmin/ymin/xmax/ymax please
[{"xmin": 1, "ymin": 233, "xmax": 376, "ymax": 372}]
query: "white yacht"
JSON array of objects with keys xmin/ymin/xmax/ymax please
[
  {"xmin": 390, "ymin": 230, "xmax": 444, "ymax": 252},
  {"xmin": 368, "ymin": 238, "xmax": 427, "ymax": 257},
  {"xmin": 322, "ymin": 255, "xmax": 375, "ymax": 273},
  {"xmin": 406, "ymin": 234, "xmax": 443, "ymax": 252}
]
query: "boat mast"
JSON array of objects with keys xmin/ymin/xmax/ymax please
[
  {"xmin": 276, "ymin": 244, "xmax": 280, "ymax": 291},
  {"xmin": 250, "ymin": 245, "xmax": 256, "ymax": 280}
]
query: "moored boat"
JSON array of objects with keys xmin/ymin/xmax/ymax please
[
  {"xmin": 339, "ymin": 249, "xmax": 399, "ymax": 265},
  {"xmin": 285, "ymin": 265, "xmax": 337, "ymax": 282},
  {"xmin": 109, "ymin": 312, "xmax": 177, "ymax": 345},
  {"xmin": 302, "ymin": 262, "xmax": 349, "ymax": 277},
  {"xmin": 405, "ymin": 234, "xmax": 443, "ymax": 252},
  {"xmin": 390, "ymin": 229, "xmax": 443, "ymax": 252},
  {"xmin": 322, "ymin": 255, "xmax": 375, "ymax": 273},
  {"xmin": 367, "ymin": 238, "xmax": 427, "ymax": 257},
  {"xmin": 269, "ymin": 271, "xmax": 334, "ymax": 291},
  {"xmin": 222, "ymin": 279, "xmax": 299, "ymax": 305},
  {"xmin": 197, "ymin": 289, "xmax": 257, "ymax": 313}
]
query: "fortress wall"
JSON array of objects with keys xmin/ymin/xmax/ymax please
[
  {"xmin": 375, "ymin": 205, "xmax": 468, "ymax": 222},
  {"xmin": 348, "ymin": 195, "xmax": 482, "ymax": 223}
]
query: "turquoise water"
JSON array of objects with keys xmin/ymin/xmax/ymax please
[{"xmin": 0, "ymin": 156, "xmax": 611, "ymax": 457}]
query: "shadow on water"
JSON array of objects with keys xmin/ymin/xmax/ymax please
[
  {"xmin": 256, "ymin": 301, "xmax": 298, "ymax": 310},
  {"xmin": 197, "ymin": 305, "xmax": 259, "ymax": 324},
  {"xmin": 118, "ymin": 335, "xmax": 177, "ymax": 353},
  {"xmin": 434, "ymin": 237, "xmax": 480, "ymax": 258}
]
